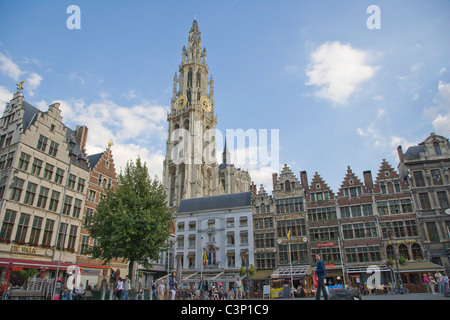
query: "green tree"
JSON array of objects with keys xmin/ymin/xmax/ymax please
[{"xmin": 87, "ymin": 157, "xmax": 173, "ymax": 286}]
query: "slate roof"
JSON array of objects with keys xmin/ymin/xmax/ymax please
[
  {"xmin": 87, "ymin": 152, "xmax": 104, "ymax": 170},
  {"xmin": 21, "ymin": 100, "xmax": 42, "ymax": 132},
  {"xmin": 404, "ymin": 145, "xmax": 425, "ymax": 160},
  {"xmin": 177, "ymin": 191, "xmax": 252, "ymax": 214}
]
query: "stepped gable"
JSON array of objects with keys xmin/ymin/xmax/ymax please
[
  {"xmin": 274, "ymin": 164, "xmax": 301, "ymax": 189},
  {"xmin": 375, "ymin": 159, "xmax": 400, "ymax": 182},
  {"xmin": 337, "ymin": 166, "xmax": 369, "ymax": 197},
  {"xmin": 309, "ymin": 172, "xmax": 335, "ymax": 198},
  {"xmin": 373, "ymin": 159, "xmax": 409, "ymax": 194}
]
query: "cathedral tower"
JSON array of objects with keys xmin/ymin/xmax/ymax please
[
  {"xmin": 163, "ymin": 20, "xmax": 252, "ymax": 209},
  {"xmin": 163, "ymin": 20, "xmax": 219, "ymax": 208}
]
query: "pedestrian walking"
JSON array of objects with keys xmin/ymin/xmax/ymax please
[
  {"xmin": 442, "ymin": 273, "xmax": 449, "ymax": 291},
  {"xmin": 115, "ymin": 277, "xmax": 124, "ymax": 300},
  {"xmin": 122, "ymin": 275, "xmax": 131, "ymax": 300},
  {"xmin": 157, "ymin": 280, "xmax": 165, "ymax": 300},
  {"xmin": 169, "ymin": 272, "xmax": 177, "ymax": 300},
  {"xmin": 198, "ymin": 277, "xmax": 208, "ymax": 300},
  {"xmin": 234, "ymin": 277, "xmax": 243, "ymax": 300},
  {"xmin": 315, "ymin": 254, "xmax": 328, "ymax": 300},
  {"xmin": 428, "ymin": 273, "xmax": 436, "ymax": 295},
  {"xmin": 423, "ymin": 273, "xmax": 430, "ymax": 293},
  {"xmin": 152, "ymin": 280, "xmax": 158, "ymax": 300},
  {"xmin": 435, "ymin": 271, "xmax": 443, "ymax": 294}
]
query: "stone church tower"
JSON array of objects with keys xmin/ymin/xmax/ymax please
[{"xmin": 163, "ymin": 20, "xmax": 251, "ymax": 209}]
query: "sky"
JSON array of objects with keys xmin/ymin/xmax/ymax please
[{"xmin": 0, "ymin": 0, "xmax": 449, "ymax": 194}]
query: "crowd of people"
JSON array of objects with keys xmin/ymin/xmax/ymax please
[
  {"xmin": 422, "ymin": 271, "xmax": 449, "ymax": 295},
  {"xmin": 151, "ymin": 273, "xmax": 247, "ymax": 300},
  {"xmin": 58, "ymin": 258, "xmax": 450, "ymax": 300}
]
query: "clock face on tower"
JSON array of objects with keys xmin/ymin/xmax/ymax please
[
  {"xmin": 175, "ymin": 94, "xmax": 187, "ymax": 110},
  {"xmin": 200, "ymin": 95, "xmax": 211, "ymax": 112}
]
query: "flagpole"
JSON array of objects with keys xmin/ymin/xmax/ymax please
[
  {"xmin": 338, "ymin": 236, "xmax": 346, "ymax": 288},
  {"xmin": 287, "ymin": 229, "xmax": 293, "ymax": 295}
]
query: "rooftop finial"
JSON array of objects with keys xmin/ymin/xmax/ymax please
[{"xmin": 16, "ymin": 80, "xmax": 25, "ymax": 91}]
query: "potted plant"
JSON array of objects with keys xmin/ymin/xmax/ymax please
[
  {"xmin": 386, "ymin": 257, "xmax": 394, "ymax": 267},
  {"xmin": 398, "ymin": 256, "xmax": 408, "ymax": 266}
]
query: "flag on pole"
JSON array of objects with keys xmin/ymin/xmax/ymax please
[
  {"xmin": 203, "ymin": 251, "xmax": 208, "ymax": 266},
  {"xmin": 287, "ymin": 228, "xmax": 291, "ymax": 239}
]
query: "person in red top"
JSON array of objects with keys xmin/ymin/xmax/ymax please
[{"xmin": 423, "ymin": 273, "xmax": 430, "ymax": 294}]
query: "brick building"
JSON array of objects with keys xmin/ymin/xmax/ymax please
[{"xmin": 76, "ymin": 144, "xmax": 125, "ymax": 288}]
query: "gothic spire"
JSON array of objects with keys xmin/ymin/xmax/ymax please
[{"xmin": 186, "ymin": 19, "xmax": 205, "ymax": 63}]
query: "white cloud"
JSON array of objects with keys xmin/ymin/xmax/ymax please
[
  {"xmin": 0, "ymin": 52, "xmax": 23, "ymax": 80},
  {"xmin": 0, "ymin": 86, "xmax": 13, "ymax": 106},
  {"xmin": 372, "ymin": 95, "xmax": 384, "ymax": 101},
  {"xmin": 424, "ymin": 80, "xmax": 450, "ymax": 136},
  {"xmin": 0, "ymin": 52, "xmax": 43, "ymax": 96},
  {"xmin": 26, "ymin": 72, "xmax": 43, "ymax": 96},
  {"xmin": 376, "ymin": 108, "xmax": 385, "ymax": 119},
  {"xmin": 305, "ymin": 41, "xmax": 377, "ymax": 104},
  {"xmin": 44, "ymin": 96, "xmax": 169, "ymax": 179},
  {"xmin": 69, "ymin": 71, "xmax": 86, "ymax": 85}
]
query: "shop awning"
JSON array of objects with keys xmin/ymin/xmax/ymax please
[
  {"xmin": 397, "ymin": 261, "xmax": 445, "ymax": 273},
  {"xmin": 0, "ymin": 258, "xmax": 110, "ymax": 271},
  {"xmin": 346, "ymin": 261, "xmax": 445, "ymax": 274},
  {"xmin": 347, "ymin": 265, "xmax": 392, "ymax": 273},
  {"xmin": 249, "ymin": 269, "xmax": 274, "ymax": 280},
  {"xmin": 271, "ymin": 265, "xmax": 312, "ymax": 278}
]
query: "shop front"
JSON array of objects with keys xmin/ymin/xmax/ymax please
[
  {"xmin": 0, "ymin": 257, "xmax": 112, "ymax": 295},
  {"xmin": 270, "ymin": 265, "xmax": 312, "ymax": 298}
]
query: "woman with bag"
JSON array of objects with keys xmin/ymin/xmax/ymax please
[{"xmin": 428, "ymin": 273, "xmax": 437, "ymax": 295}]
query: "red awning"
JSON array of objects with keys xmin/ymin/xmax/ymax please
[{"xmin": 0, "ymin": 258, "xmax": 109, "ymax": 271}]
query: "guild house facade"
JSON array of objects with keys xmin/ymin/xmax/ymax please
[{"xmin": 0, "ymin": 85, "xmax": 121, "ymax": 290}]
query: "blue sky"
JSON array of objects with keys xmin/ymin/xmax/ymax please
[{"xmin": 0, "ymin": 0, "xmax": 449, "ymax": 194}]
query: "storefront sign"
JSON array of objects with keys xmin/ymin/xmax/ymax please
[
  {"xmin": 386, "ymin": 239, "xmax": 416, "ymax": 245},
  {"xmin": 10, "ymin": 245, "xmax": 38, "ymax": 254},
  {"xmin": 318, "ymin": 242, "xmax": 334, "ymax": 247}
]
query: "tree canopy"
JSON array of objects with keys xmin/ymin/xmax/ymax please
[{"xmin": 87, "ymin": 157, "xmax": 173, "ymax": 283}]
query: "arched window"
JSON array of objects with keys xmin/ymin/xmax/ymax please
[
  {"xmin": 260, "ymin": 203, "xmax": 266, "ymax": 214},
  {"xmin": 387, "ymin": 182, "xmax": 394, "ymax": 194},
  {"xmin": 398, "ymin": 244, "xmax": 410, "ymax": 260},
  {"xmin": 187, "ymin": 69, "xmax": 193, "ymax": 87},
  {"xmin": 412, "ymin": 243, "xmax": 423, "ymax": 260},
  {"xmin": 386, "ymin": 245, "xmax": 394, "ymax": 259},
  {"xmin": 285, "ymin": 180, "xmax": 291, "ymax": 191},
  {"xmin": 196, "ymin": 71, "xmax": 201, "ymax": 87},
  {"xmin": 184, "ymin": 119, "xmax": 189, "ymax": 131}
]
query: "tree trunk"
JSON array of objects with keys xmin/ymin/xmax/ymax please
[{"xmin": 128, "ymin": 259, "xmax": 135, "ymax": 288}]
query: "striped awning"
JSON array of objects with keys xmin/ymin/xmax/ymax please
[{"xmin": 271, "ymin": 265, "xmax": 312, "ymax": 278}]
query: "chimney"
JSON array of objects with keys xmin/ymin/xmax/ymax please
[
  {"xmin": 75, "ymin": 125, "xmax": 88, "ymax": 155},
  {"xmin": 272, "ymin": 173, "xmax": 278, "ymax": 190},
  {"xmin": 250, "ymin": 181, "xmax": 257, "ymax": 199},
  {"xmin": 397, "ymin": 145, "xmax": 404, "ymax": 162},
  {"xmin": 363, "ymin": 170, "xmax": 373, "ymax": 191},
  {"xmin": 300, "ymin": 171, "xmax": 309, "ymax": 191}
]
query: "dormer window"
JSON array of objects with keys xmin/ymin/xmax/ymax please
[
  {"xmin": 433, "ymin": 141, "xmax": 442, "ymax": 156},
  {"xmin": 285, "ymin": 180, "xmax": 291, "ymax": 191}
]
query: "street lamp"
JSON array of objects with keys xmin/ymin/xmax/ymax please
[
  {"xmin": 244, "ymin": 248, "xmax": 249, "ymax": 299},
  {"xmin": 387, "ymin": 228, "xmax": 402, "ymax": 293}
]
